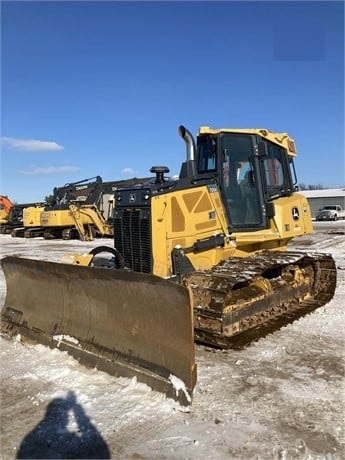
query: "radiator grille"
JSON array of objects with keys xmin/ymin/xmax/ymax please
[{"xmin": 114, "ymin": 209, "xmax": 152, "ymax": 273}]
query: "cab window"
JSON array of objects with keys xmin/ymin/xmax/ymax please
[
  {"xmin": 263, "ymin": 145, "xmax": 285, "ymax": 187},
  {"xmin": 197, "ymin": 136, "xmax": 217, "ymax": 173}
]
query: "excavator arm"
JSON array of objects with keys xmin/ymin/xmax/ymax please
[{"xmin": 67, "ymin": 204, "xmax": 114, "ymax": 241}]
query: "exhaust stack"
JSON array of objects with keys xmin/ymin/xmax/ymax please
[{"xmin": 178, "ymin": 125, "xmax": 197, "ymax": 178}]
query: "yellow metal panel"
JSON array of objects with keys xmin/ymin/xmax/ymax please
[
  {"xmin": 195, "ymin": 220, "xmax": 218, "ymax": 231},
  {"xmin": 234, "ymin": 193, "xmax": 313, "ymax": 254},
  {"xmin": 40, "ymin": 209, "xmax": 96, "ymax": 227},
  {"xmin": 194, "ymin": 193, "xmax": 213, "ymax": 213},
  {"xmin": 182, "ymin": 191, "xmax": 203, "ymax": 213},
  {"xmin": 40, "ymin": 210, "xmax": 75, "ymax": 226},
  {"xmin": 23, "ymin": 207, "xmax": 45, "ymax": 227},
  {"xmin": 171, "ymin": 196, "xmax": 185, "ymax": 232},
  {"xmin": 151, "ymin": 185, "xmax": 233, "ymax": 276}
]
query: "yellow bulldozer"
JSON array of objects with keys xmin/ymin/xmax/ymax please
[{"xmin": 1, "ymin": 125, "xmax": 337, "ymax": 405}]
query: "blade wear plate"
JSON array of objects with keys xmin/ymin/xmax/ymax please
[{"xmin": 1, "ymin": 256, "xmax": 196, "ymax": 405}]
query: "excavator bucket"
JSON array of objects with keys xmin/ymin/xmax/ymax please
[{"xmin": 1, "ymin": 256, "xmax": 196, "ymax": 405}]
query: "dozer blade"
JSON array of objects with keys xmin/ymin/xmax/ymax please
[{"xmin": 1, "ymin": 256, "xmax": 196, "ymax": 405}]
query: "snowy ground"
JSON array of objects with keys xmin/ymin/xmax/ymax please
[{"xmin": 1, "ymin": 222, "xmax": 344, "ymax": 460}]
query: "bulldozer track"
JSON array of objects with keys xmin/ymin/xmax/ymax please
[{"xmin": 186, "ymin": 251, "xmax": 337, "ymax": 349}]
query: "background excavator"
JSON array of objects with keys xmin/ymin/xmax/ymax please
[
  {"xmin": 10, "ymin": 177, "xmax": 104, "ymax": 238},
  {"xmin": 12, "ymin": 205, "xmax": 47, "ymax": 238},
  {"xmin": 14, "ymin": 176, "xmax": 107, "ymax": 239},
  {"xmin": 0, "ymin": 196, "xmax": 13, "ymax": 225},
  {"xmin": 63, "ymin": 177, "xmax": 153, "ymax": 240},
  {"xmin": 12, "ymin": 176, "xmax": 150, "ymax": 240},
  {"xmin": 1, "ymin": 125, "xmax": 337, "ymax": 405},
  {"xmin": 40, "ymin": 176, "xmax": 111, "ymax": 240},
  {"xmin": 0, "ymin": 196, "xmax": 45, "ymax": 235}
]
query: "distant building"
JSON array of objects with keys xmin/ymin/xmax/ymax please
[{"xmin": 299, "ymin": 188, "xmax": 345, "ymax": 218}]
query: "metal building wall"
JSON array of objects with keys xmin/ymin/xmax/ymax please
[{"xmin": 302, "ymin": 193, "xmax": 345, "ymax": 218}]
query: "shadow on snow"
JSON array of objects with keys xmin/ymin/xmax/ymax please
[{"xmin": 16, "ymin": 390, "xmax": 110, "ymax": 459}]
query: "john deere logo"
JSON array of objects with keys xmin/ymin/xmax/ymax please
[{"xmin": 292, "ymin": 207, "xmax": 299, "ymax": 220}]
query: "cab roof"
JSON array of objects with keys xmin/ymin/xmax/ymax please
[{"xmin": 198, "ymin": 126, "xmax": 297, "ymax": 156}]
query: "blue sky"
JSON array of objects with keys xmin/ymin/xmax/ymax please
[{"xmin": 1, "ymin": 1, "xmax": 344, "ymax": 203}]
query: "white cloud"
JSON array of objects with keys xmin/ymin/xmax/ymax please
[
  {"xmin": 121, "ymin": 167, "xmax": 136, "ymax": 175},
  {"xmin": 1, "ymin": 136, "xmax": 64, "ymax": 152},
  {"xmin": 20, "ymin": 166, "xmax": 80, "ymax": 176}
]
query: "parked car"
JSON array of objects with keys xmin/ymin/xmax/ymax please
[{"xmin": 315, "ymin": 205, "xmax": 345, "ymax": 221}]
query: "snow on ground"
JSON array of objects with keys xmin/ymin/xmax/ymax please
[{"xmin": 0, "ymin": 222, "xmax": 344, "ymax": 459}]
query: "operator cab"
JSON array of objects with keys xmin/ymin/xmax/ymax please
[{"xmin": 196, "ymin": 129, "xmax": 297, "ymax": 232}]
